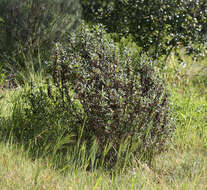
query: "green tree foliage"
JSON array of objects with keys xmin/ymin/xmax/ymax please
[
  {"xmin": 81, "ymin": 0, "xmax": 207, "ymax": 58},
  {"xmin": 0, "ymin": 0, "xmax": 81, "ymax": 71}
]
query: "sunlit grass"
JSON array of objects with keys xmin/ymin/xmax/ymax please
[{"xmin": 0, "ymin": 138, "xmax": 206, "ymax": 189}]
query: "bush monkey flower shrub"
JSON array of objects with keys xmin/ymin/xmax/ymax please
[{"xmin": 24, "ymin": 24, "xmax": 174, "ymax": 168}]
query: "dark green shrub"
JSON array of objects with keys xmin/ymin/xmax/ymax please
[
  {"xmin": 47, "ymin": 24, "xmax": 173, "ymax": 165},
  {"xmin": 0, "ymin": 0, "xmax": 81, "ymax": 72},
  {"xmin": 13, "ymin": 24, "xmax": 173, "ymax": 169}
]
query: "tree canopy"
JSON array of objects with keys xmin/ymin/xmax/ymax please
[{"xmin": 81, "ymin": 0, "xmax": 207, "ymax": 58}]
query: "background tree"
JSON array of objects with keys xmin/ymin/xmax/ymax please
[{"xmin": 81, "ymin": 0, "xmax": 207, "ymax": 59}]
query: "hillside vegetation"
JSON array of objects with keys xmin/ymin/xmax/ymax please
[
  {"xmin": 0, "ymin": 54, "xmax": 206, "ymax": 189},
  {"xmin": 0, "ymin": 0, "xmax": 207, "ymax": 189}
]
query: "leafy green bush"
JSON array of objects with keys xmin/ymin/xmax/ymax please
[
  {"xmin": 10, "ymin": 24, "xmax": 173, "ymax": 169},
  {"xmin": 0, "ymin": 0, "xmax": 81, "ymax": 72},
  {"xmin": 0, "ymin": 81, "xmax": 81, "ymax": 160},
  {"xmin": 48, "ymin": 24, "xmax": 173, "ymax": 164}
]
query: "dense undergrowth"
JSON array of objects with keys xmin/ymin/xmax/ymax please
[
  {"xmin": 0, "ymin": 53, "xmax": 206, "ymax": 189},
  {"xmin": 0, "ymin": 1, "xmax": 207, "ymax": 189},
  {"xmin": 0, "ymin": 28, "xmax": 206, "ymax": 189},
  {"xmin": 0, "ymin": 25, "xmax": 175, "ymax": 172}
]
